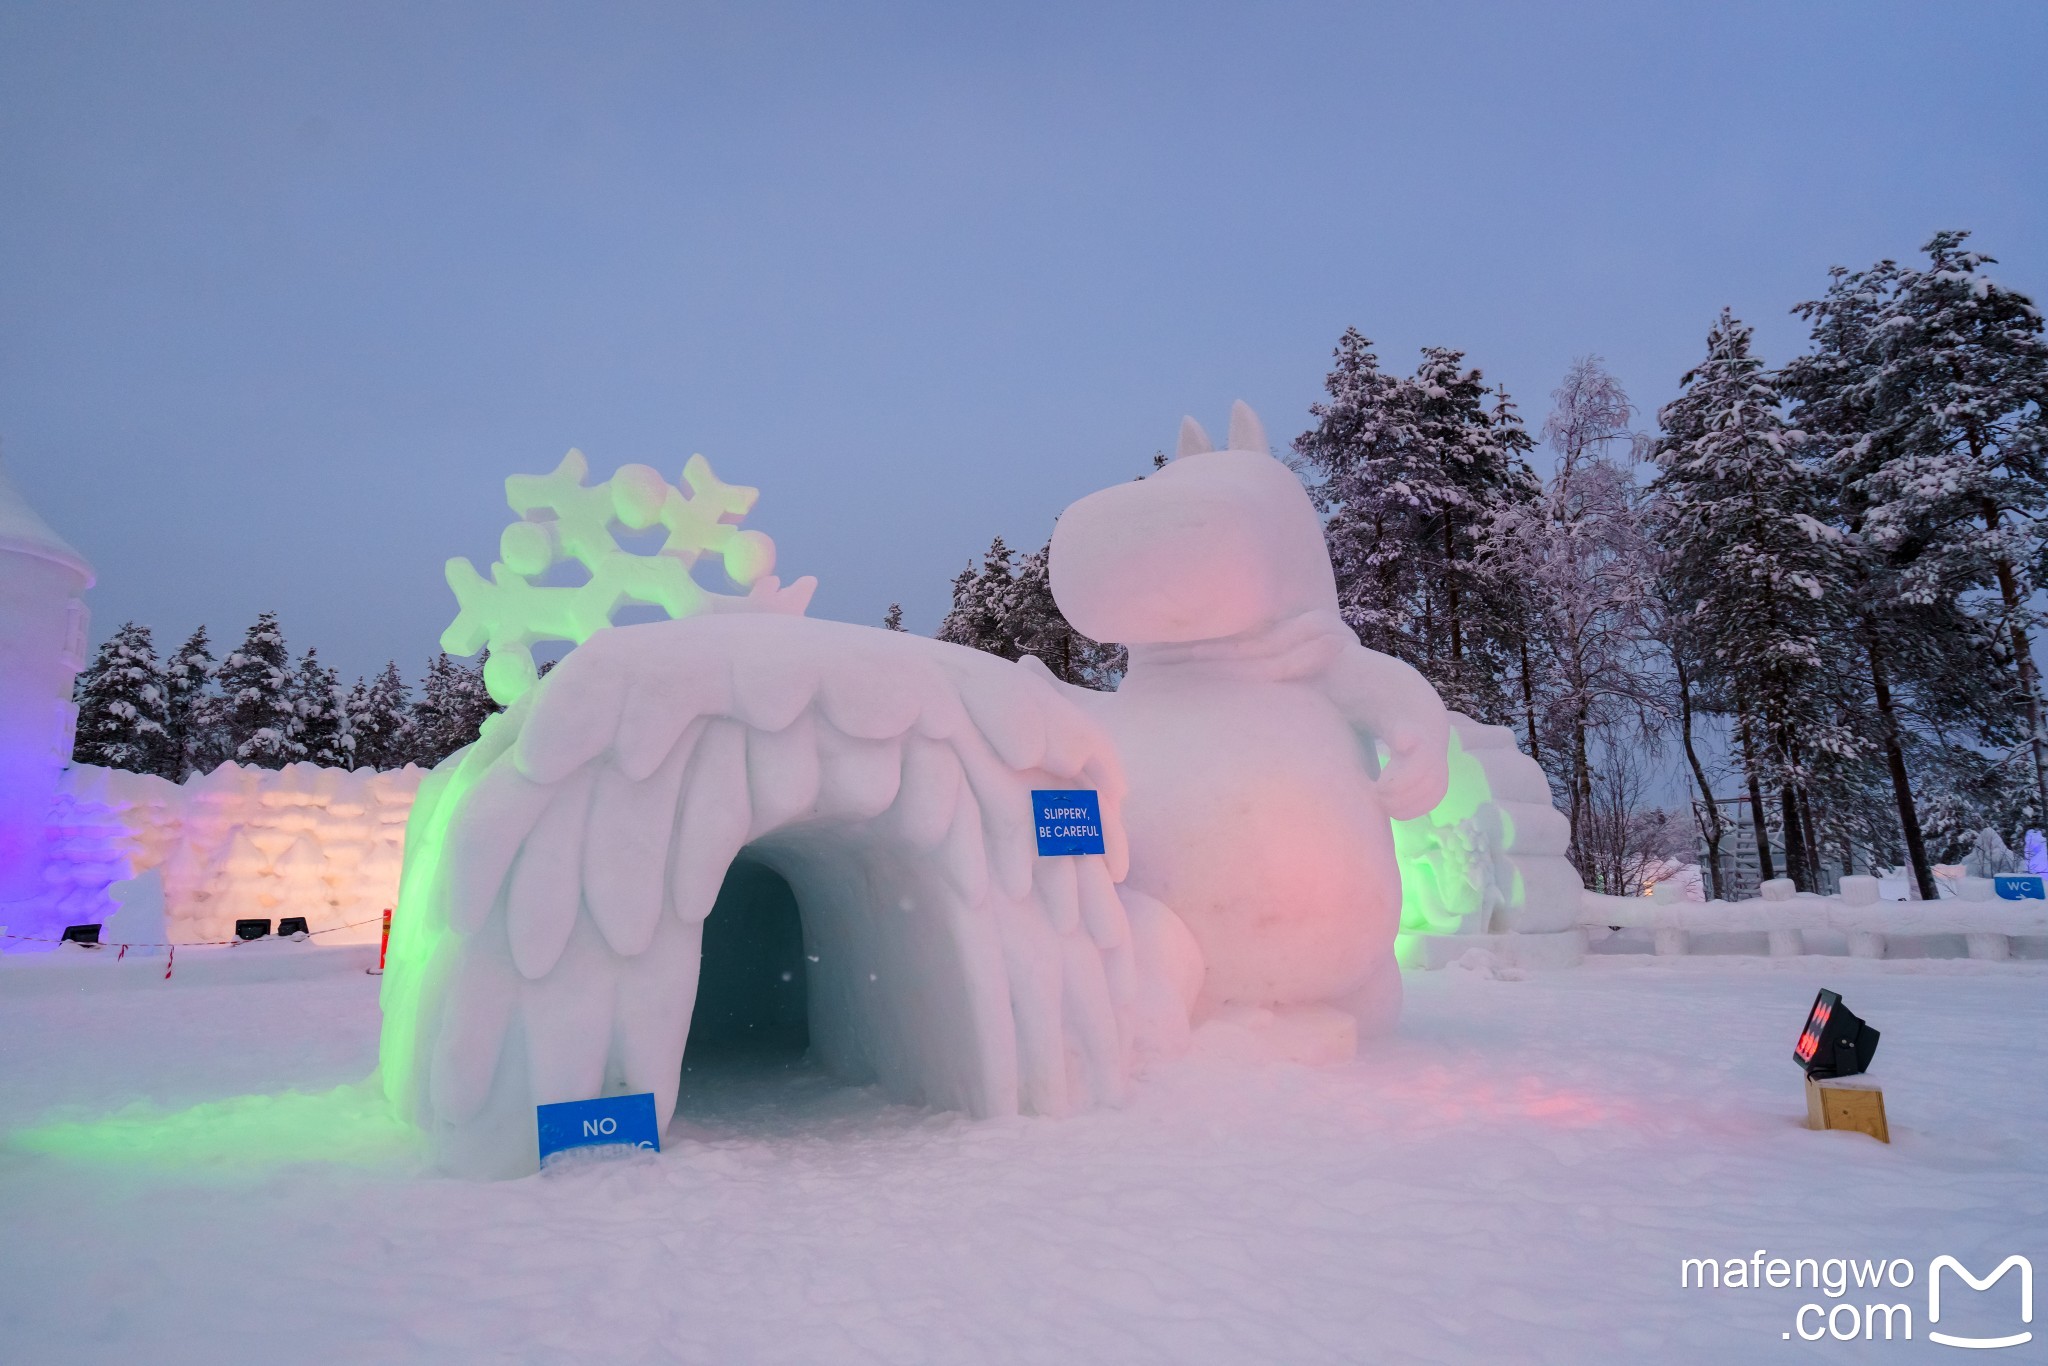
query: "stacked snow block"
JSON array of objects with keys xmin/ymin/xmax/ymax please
[
  {"xmin": 24, "ymin": 761, "xmax": 421, "ymax": 944},
  {"xmin": 162, "ymin": 762, "xmax": 419, "ymax": 944},
  {"xmin": 1394, "ymin": 716, "xmax": 1587, "ymax": 971},
  {"xmin": 1449, "ymin": 718, "xmax": 1582, "ymax": 934},
  {"xmin": 33, "ymin": 764, "xmax": 179, "ymax": 930}
]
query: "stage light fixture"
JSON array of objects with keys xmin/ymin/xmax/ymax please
[
  {"xmin": 277, "ymin": 916, "xmax": 309, "ymax": 937},
  {"xmin": 235, "ymin": 918, "xmax": 272, "ymax": 941},
  {"xmin": 1794, "ymin": 988, "xmax": 1880, "ymax": 1079},
  {"xmin": 60, "ymin": 924, "xmax": 101, "ymax": 946}
]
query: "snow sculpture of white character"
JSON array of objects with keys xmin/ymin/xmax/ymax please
[{"xmin": 1051, "ymin": 402, "xmax": 1450, "ymax": 1040}]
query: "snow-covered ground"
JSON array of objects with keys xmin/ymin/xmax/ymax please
[{"xmin": 1, "ymin": 946, "xmax": 2041, "ymax": 1364}]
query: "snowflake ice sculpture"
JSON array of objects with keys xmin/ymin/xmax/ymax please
[{"xmin": 443, "ymin": 448, "xmax": 816, "ymax": 705}]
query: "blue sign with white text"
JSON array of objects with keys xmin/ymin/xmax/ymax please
[
  {"xmin": 1032, "ymin": 789, "xmax": 1105, "ymax": 856},
  {"xmin": 536, "ymin": 1092, "xmax": 661, "ymax": 1164},
  {"xmin": 1994, "ymin": 874, "xmax": 2046, "ymax": 901}
]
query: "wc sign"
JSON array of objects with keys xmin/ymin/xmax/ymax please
[{"xmin": 536, "ymin": 1093, "xmax": 661, "ymax": 1165}]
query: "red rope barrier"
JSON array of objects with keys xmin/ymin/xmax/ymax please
[
  {"xmin": 0, "ymin": 914, "xmax": 387, "ymax": 950},
  {"xmin": 2, "ymin": 913, "xmax": 391, "ymax": 981},
  {"xmin": 5, "ymin": 915, "xmax": 388, "ymax": 980}
]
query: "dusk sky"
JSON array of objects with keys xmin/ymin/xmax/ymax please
[{"xmin": 4, "ymin": 2, "xmax": 2043, "ymax": 683}]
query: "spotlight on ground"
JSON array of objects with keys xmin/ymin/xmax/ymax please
[
  {"xmin": 1794, "ymin": 988, "xmax": 1880, "ymax": 1079},
  {"xmin": 60, "ymin": 924, "xmax": 101, "ymax": 947},
  {"xmin": 234, "ymin": 919, "xmax": 272, "ymax": 941}
]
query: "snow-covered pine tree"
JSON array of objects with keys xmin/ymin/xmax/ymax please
[
  {"xmin": 1651, "ymin": 310, "xmax": 1853, "ymax": 892},
  {"xmin": 346, "ymin": 661, "xmax": 415, "ymax": 770},
  {"xmin": 1782, "ymin": 247, "xmax": 2022, "ymax": 899},
  {"xmin": 882, "ymin": 603, "xmax": 906, "ymax": 632},
  {"xmin": 936, "ymin": 535, "xmax": 1122, "ymax": 688},
  {"xmin": 288, "ymin": 647, "xmax": 351, "ymax": 767},
  {"xmin": 217, "ymin": 612, "xmax": 297, "ymax": 768},
  {"xmin": 1475, "ymin": 387, "xmax": 1548, "ymax": 758},
  {"xmin": 1876, "ymin": 231, "xmax": 2048, "ymax": 818},
  {"xmin": 1403, "ymin": 347, "xmax": 1531, "ymax": 719},
  {"xmin": 413, "ymin": 653, "xmax": 498, "ymax": 768},
  {"xmin": 163, "ymin": 625, "xmax": 224, "ymax": 779},
  {"xmin": 1296, "ymin": 331, "xmax": 1538, "ymax": 722},
  {"xmin": 1008, "ymin": 541, "xmax": 1125, "ymax": 689},
  {"xmin": 1294, "ymin": 330, "xmax": 1426, "ymax": 663},
  {"xmin": 936, "ymin": 537, "xmax": 1022, "ymax": 659},
  {"xmin": 71, "ymin": 623, "xmax": 176, "ymax": 777}
]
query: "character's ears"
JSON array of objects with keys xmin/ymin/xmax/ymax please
[
  {"xmin": 1176, "ymin": 403, "xmax": 1269, "ymax": 457},
  {"xmin": 1228, "ymin": 400, "xmax": 1268, "ymax": 456}
]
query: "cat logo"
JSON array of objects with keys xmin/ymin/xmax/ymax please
[{"xmin": 1929, "ymin": 1255, "xmax": 2032, "ymax": 1350}]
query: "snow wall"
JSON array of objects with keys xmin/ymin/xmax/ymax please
[{"xmin": 20, "ymin": 761, "xmax": 421, "ymax": 944}]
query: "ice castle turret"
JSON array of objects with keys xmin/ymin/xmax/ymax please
[{"xmin": 0, "ymin": 459, "xmax": 93, "ymax": 911}]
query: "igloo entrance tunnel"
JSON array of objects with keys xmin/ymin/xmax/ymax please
[{"xmin": 380, "ymin": 403, "xmax": 1579, "ymax": 1177}]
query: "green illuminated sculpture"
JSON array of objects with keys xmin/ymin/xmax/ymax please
[{"xmin": 441, "ymin": 449, "xmax": 815, "ymax": 706}]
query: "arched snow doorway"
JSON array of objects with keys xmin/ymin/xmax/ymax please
[
  {"xmin": 380, "ymin": 617, "xmax": 1182, "ymax": 1179},
  {"xmin": 683, "ymin": 859, "xmax": 809, "ymax": 1068},
  {"xmin": 675, "ymin": 834, "xmax": 1016, "ymax": 1125}
]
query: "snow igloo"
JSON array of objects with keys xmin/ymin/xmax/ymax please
[{"xmin": 382, "ymin": 403, "xmax": 1568, "ymax": 1178}]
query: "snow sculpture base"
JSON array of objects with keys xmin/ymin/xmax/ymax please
[
  {"xmin": 1194, "ymin": 1003, "xmax": 1364, "ymax": 1066},
  {"xmin": 1398, "ymin": 929, "xmax": 1586, "ymax": 972}
]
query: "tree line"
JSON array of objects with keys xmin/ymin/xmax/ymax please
[
  {"xmin": 71, "ymin": 230, "xmax": 2043, "ymax": 899},
  {"xmin": 71, "ymin": 612, "xmax": 500, "ymax": 779},
  {"xmin": 925, "ymin": 230, "xmax": 2045, "ymax": 900}
]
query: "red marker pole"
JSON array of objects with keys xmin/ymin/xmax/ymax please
[{"xmin": 367, "ymin": 908, "xmax": 392, "ymax": 976}]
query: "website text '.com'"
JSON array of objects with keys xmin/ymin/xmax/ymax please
[{"xmin": 1681, "ymin": 1252, "xmax": 2032, "ymax": 1347}]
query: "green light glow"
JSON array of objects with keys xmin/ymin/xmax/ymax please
[
  {"xmin": 1391, "ymin": 729, "xmax": 1503, "ymax": 939},
  {"xmin": 376, "ymin": 750, "xmax": 468, "ymax": 1122},
  {"xmin": 377, "ymin": 693, "xmax": 537, "ymax": 1123},
  {"xmin": 10, "ymin": 1081, "xmax": 415, "ymax": 1171}
]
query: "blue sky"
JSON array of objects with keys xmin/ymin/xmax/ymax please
[{"xmin": 3, "ymin": 1, "xmax": 2044, "ymax": 683}]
